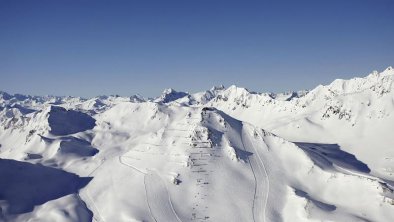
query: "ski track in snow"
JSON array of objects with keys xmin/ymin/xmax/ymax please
[
  {"xmin": 119, "ymin": 156, "xmax": 147, "ymax": 174},
  {"xmin": 334, "ymin": 165, "xmax": 383, "ymax": 183},
  {"xmin": 79, "ymin": 189, "xmax": 105, "ymax": 222},
  {"xmin": 2, "ymin": 67, "xmax": 394, "ymax": 221},
  {"xmin": 119, "ymin": 155, "xmax": 182, "ymax": 222},
  {"xmin": 241, "ymin": 125, "xmax": 270, "ymax": 222}
]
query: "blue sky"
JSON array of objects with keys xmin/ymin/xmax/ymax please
[{"xmin": 1, "ymin": 0, "xmax": 393, "ymax": 98}]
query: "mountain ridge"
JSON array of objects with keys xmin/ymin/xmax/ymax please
[
  {"xmin": 0, "ymin": 67, "xmax": 393, "ymax": 222},
  {"xmin": 2, "ymin": 67, "xmax": 393, "ymax": 109}
]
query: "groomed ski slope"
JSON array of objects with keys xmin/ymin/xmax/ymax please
[
  {"xmin": 0, "ymin": 67, "xmax": 394, "ymax": 221},
  {"xmin": 120, "ymin": 155, "xmax": 182, "ymax": 222},
  {"xmin": 241, "ymin": 125, "xmax": 270, "ymax": 222}
]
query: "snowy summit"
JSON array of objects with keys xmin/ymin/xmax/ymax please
[{"xmin": 0, "ymin": 67, "xmax": 394, "ymax": 221}]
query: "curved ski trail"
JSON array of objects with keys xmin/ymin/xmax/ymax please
[
  {"xmin": 144, "ymin": 171, "xmax": 182, "ymax": 222},
  {"xmin": 241, "ymin": 125, "xmax": 270, "ymax": 222},
  {"xmin": 119, "ymin": 156, "xmax": 182, "ymax": 222}
]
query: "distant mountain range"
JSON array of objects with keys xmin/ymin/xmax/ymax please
[{"xmin": 1, "ymin": 67, "xmax": 393, "ymax": 222}]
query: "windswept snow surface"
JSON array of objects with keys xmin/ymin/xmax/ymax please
[{"xmin": 1, "ymin": 67, "xmax": 394, "ymax": 221}]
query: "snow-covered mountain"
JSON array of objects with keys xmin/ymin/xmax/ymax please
[{"xmin": 0, "ymin": 67, "xmax": 394, "ymax": 222}]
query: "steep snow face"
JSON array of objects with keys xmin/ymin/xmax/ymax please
[{"xmin": 1, "ymin": 67, "xmax": 394, "ymax": 222}]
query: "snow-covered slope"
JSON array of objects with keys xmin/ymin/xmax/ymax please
[
  {"xmin": 201, "ymin": 66, "xmax": 394, "ymax": 180},
  {"xmin": 0, "ymin": 67, "xmax": 393, "ymax": 222}
]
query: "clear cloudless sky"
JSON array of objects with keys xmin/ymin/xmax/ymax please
[{"xmin": 0, "ymin": 0, "xmax": 393, "ymax": 98}]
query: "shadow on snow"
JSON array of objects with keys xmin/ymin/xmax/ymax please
[
  {"xmin": 0, "ymin": 158, "xmax": 92, "ymax": 215},
  {"xmin": 48, "ymin": 106, "xmax": 96, "ymax": 136},
  {"xmin": 294, "ymin": 142, "xmax": 370, "ymax": 174}
]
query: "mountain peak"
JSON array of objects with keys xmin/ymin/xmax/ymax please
[
  {"xmin": 162, "ymin": 88, "xmax": 176, "ymax": 94},
  {"xmin": 224, "ymin": 85, "xmax": 252, "ymax": 95},
  {"xmin": 154, "ymin": 88, "xmax": 189, "ymax": 103},
  {"xmin": 210, "ymin": 85, "xmax": 225, "ymax": 91},
  {"xmin": 381, "ymin": 66, "xmax": 394, "ymax": 76}
]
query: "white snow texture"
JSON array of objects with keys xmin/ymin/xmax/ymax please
[{"xmin": 0, "ymin": 67, "xmax": 394, "ymax": 222}]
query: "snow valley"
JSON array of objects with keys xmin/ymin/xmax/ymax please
[{"xmin": 1, "ymin": 67, "xmax": 394, "ymax": 222}]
